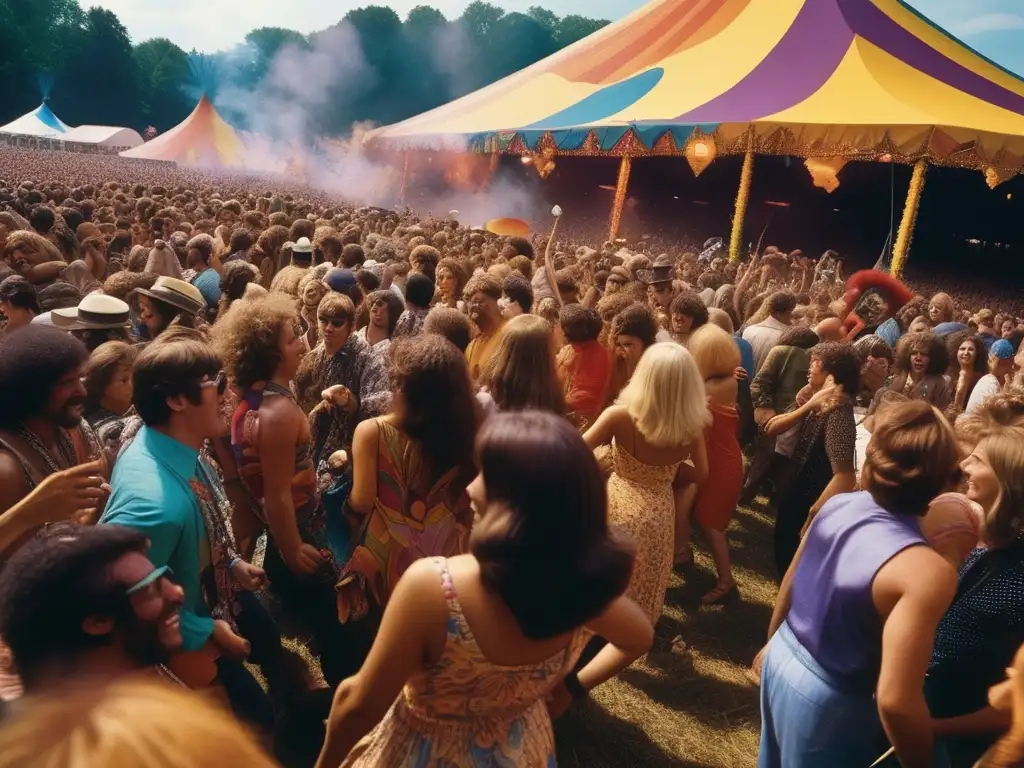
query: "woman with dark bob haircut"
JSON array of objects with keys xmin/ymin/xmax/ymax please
[
  {"xmin": 758, "ymin": 400, "xmax": 961, "ymax": 768},
  {"xmin": 317, "ymin": 411, "xmax": 653, "ymax": 767},
  {"xmin": 866, "ymin": 331, "xmax": 952, "ymax": 431}
]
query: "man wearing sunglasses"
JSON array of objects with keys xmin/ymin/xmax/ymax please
[
  {"xmin": 0, "ymin": 524, "xmax": 184, "ymax": 699},
  {"xmin": 102, "ymin": 337, "xmax": 272, "ymax": 729}
]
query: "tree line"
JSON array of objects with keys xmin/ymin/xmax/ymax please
[{"xmin": 0, "ymin": 0, "xmax": 608, "ymax": 138}]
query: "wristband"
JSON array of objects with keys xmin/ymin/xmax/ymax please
[
  {"xmin": 564, "ymin": 671, "xmax": 588, "ymax": 699},
  {"xmin": 229, "ymin": 557, "xmax": 241, "ymax": 570}
]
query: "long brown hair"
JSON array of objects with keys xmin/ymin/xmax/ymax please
[
  {"xmin": 390, "ymin": 334, "xmax": 478, "ymax": 483},
  {"xmin": 481, "ymin": 314, "xmax": 565, "ymax": 415}
]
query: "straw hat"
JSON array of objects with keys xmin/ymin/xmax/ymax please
[
  {"xmin": 52, "ymin": 294, "xmax": 131, "ymax": 331},
  {"xmin": 132, "ymin": 276, "xmax": 205, "ymax": 316},
  {"xmin": 292, "ymin": 236, "xmax": 313, "ymax": 254}
]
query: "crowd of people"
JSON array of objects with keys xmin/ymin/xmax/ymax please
[{"xmin": 0, "ymin": 147, "xmax": 1024, "ymax": 768}]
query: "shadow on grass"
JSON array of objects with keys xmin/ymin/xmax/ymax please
[{"xmin": 555, "ymin": 698, "xmax": 707, "ymax": 768}]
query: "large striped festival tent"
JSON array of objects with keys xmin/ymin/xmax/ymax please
[
  {"xmin": 121, "ymin": 95, "xmax": 246, "ymax": 168},
  {"xmin": 371, "ymin": 0, "xmax": 1024, "ymax": 274}
]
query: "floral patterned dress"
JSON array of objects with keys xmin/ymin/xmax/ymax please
[
  {"xmin": 342, "ymin": 557, "xmax": 588, "ymax": 767},
  {"xmin": 606, "ymin": 442, "xmax": 681, "ymax": 623}
]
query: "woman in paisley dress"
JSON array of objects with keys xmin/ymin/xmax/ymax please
[
  {"xmin": 316, "ymin": 412, "xmax": 653, "ymax": 768},
  {"xmin": 338, "ymin": 334, "xmax": 478, "ymax": 623},
  {"xmin": 584, "ymin": 343, "xmax": 710, "ymax": 623}
]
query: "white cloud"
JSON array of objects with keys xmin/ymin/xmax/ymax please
[
  {"xmin": 91, "ymin": 0, "xmax": 642, "ymax": 52},
  {"xmin": 948, "ymin": 12, "xmax": 1024, "ymax": 35}
]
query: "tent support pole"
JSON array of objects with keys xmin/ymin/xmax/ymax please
[
  {"xmin": 400, "ymin": 151, "xmax": 410, "ymax": 206},
  {"xmin": 890, "ymin": 158, "xmax": 928, "ymax": 279},
  {"xmin": 729, "ymin": 133, "xmax": 755, "ymax": 263},
  {"xmin": 609, "ymin": 155, "xmax": 632, "ymax": 242}
]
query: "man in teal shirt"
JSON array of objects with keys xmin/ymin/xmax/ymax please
[{"xmin": 102, "ymin": 335, "xmax": 270, "ymax": 727}]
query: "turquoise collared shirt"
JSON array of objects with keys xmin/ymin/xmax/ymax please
[{"xmin": 101, "ymin": 425, "xmax": 214, "ymax": 651}]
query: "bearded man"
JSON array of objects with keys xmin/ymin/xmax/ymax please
[{"xmin": 0, "ymin": 326, "xmax": 105, "ymax": 523}]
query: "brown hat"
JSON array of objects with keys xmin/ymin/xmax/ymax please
[{"xmin": 636, "ymin": 254, "xmax": 674, "ymax": 285}]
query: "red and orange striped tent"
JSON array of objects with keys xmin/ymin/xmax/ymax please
[{"xmin": 121, "ymin": 96, "xmax": 246, "ymax": 168}]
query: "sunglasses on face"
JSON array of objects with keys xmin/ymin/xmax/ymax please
[
  {"xmin": 126, "ymin": 565, "xmax": 175, "ymax": 596},
  {"xmin": 199, "ymin": 370, "xmax": 228, "ymax": 396},
  {"xmin": 320, "ymin": 316, "xmax": 347, "ymax": 328}
]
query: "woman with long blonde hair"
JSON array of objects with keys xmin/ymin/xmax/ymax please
[
  {"xmin": 584, "ymin": 343, "xmax": 710, "ymax": 621},
  {"xmin": 683, "ymin": 325, "xmax": 745, "ymax": 604},
  {"xmin": 478, "ymin": 314, "xmax": 565, "ymax": 417}
]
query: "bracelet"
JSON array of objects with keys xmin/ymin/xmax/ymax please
[
  {"xmin": 563, "ymin": 671, "xmax": 588, "ymax": 699},
  {"xmin": 229, "ymin": 557, "xmax": 241, "ymax": 570}
]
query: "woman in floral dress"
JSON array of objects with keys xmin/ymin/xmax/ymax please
[
  {"xmin": 584, "ymin": 343, "xmax": 710, "ymax": 623},
  {"xmin": 316, "ymin": 412, "xmax": 653, "ymax": 767}
]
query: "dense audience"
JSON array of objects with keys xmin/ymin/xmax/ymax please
[{"xmin": 1, "ymin": 147, "xmax": 1024, "ymax": 768}]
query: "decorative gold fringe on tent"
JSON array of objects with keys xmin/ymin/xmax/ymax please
[
  {"xmin": 729, "ymin": 134, "xmax": 755, "ymax": 263},
  {"xmin": 891, "ymin": 158, "xmax": 928, "ymax": 279},
  {"xmin": 609, "ymin": 155, "xmax": 632, "ymax": 242}
]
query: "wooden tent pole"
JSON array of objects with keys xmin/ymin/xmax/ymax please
[
  {"xmin": 400, "ymin": 151, "xmax": 410, "ymax": 206},
  {"xmin": 729, "ymin": 131, "xmax": 755, "ymax": 263},
  {"xmin": 890, "ymin": 158, "xmax": 928, "ymax": 279},
  {"xmin": 608, "ymin": 155, "xmax": 632, "ymax": 242}
]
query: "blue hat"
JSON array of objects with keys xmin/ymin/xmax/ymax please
[
  {"xmin": 991, "ymin": 339, "xmax": 1015, "ymax": 360},
  {"xmin": 324, "ymin": 268, "xmax": 357, "ymax": 292}
]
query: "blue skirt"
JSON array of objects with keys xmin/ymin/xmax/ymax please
[{"xmin": 759, "ymin": 623, "xmax": 885, "ymax": 768}]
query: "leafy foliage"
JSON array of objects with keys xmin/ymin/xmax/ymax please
[{"xmin": 0, "ymin": 1, "xmax": 610, "ymax": 136}]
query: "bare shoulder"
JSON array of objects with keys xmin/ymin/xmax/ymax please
[
  {"xmin": 258, "ymin": 394, "xmax": 303, "ymax": 427},
  {"xmin": 877, "ymin": 543, "xmax": 958, "ymax": 603},
  {"xmin": 393, "ymin": 556, "xmax": 450, "ymax": 613},
  {"xmin": 353, "ymin": 417, "xmax": 381, "ymax": 445}
]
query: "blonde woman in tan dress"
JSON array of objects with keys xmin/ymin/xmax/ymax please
[{"xmin": 584, "ymin": 342, "xmax": 710, "ymax": 622}]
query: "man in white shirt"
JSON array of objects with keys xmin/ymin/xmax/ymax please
[{"xmin": 742, "ymin": 291, "xmax": 797, "ymax": 374}]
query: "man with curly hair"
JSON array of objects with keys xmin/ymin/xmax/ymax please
[
  {"xmin": 213, "ymin": 294, "xmax": 372, "ymax": 685},
  {"xmin": 464, "ymin": 273, "xmax": 506, "ymax": 383}
]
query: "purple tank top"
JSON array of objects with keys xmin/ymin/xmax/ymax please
[{"xmin": 787, "ymin": 491, "xmax": 925, "ymax": 689}]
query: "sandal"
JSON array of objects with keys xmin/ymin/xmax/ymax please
[{"xmin": 701, "ymin": 581, "xmax": 737, "ymax": 605}]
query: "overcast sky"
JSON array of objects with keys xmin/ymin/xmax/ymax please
[{"xmin": 92, "ymin": 0, "xmax": 1024, "ymax": 75}]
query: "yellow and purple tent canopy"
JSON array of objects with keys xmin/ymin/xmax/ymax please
[
  {"xmin": 120, "ymin": 96, "xmax": 246, "ymax": 168},
  {"xmin": 371, "ymin": 0, "xmax": 1024, "ymax": 174}
]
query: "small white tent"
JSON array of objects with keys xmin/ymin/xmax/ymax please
[
  {"xmin": 63, "ymin": 125, "xmax": 144, "ymax": 149},
  {"xmin": 0, "ymin": 103, "xmax": 71, "ymax": 139}
]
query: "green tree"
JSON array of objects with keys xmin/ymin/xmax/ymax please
[
  {"xmin": 244, "ymin": 26, "xmax": 310, "ymax": 84},
  {"xmin": 134, "ymin": 38, "xmax": 192, "ymax": 131},
  {"xmin": 406, "ymin": 5, "xmax": 446, "ymax": 29},
  {"xmin": 52, "ymin": 8, "xmax": 141, "ymax": 129},
  {"xmin": 527, "ymin": 6, "xmax": 558, "ymax": 32},
  {"xmin": 555, "ymin": 14, "xmax": 611, "ymax": 48},
  {"xmin": 486, "ymin": 12, "xmax": 557, "ymax": 82},
  {"xmin": 460, "ymin": 1, "xmax": 505, "ymax": 40},
  {"xmin": 0, "ymin": 0, "xmax": 85, "ymax": 121}
]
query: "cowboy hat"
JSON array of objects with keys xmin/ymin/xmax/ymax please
[
  {"xmin": 292, "ymin": 236, "xmax": 313, "ymax": 254},
  {"xmin": 132, "ymin": 276, "xmax": 205, "ymax": 317},
  {"xmin": 52, "ymin": 294, "xmax": 131, "ymax": 330},
  {"xmin": 636, "ymin": 255, "xmax": 675, "ymax": 285}
]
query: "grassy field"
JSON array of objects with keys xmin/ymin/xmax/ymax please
[{"xmin": 554, "ymin": 500, "xmax": 777, "ymax": 768}]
